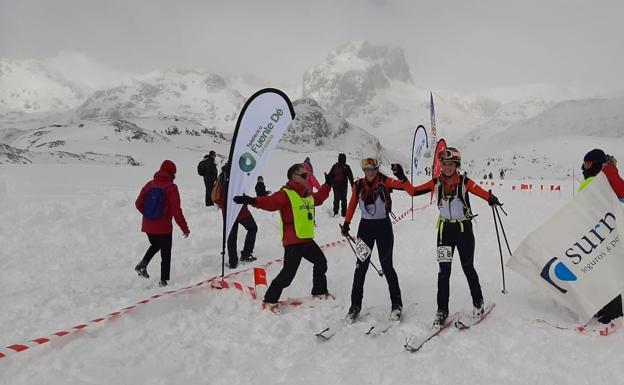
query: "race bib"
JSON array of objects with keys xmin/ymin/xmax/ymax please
[
  {"xmin": 437, "ymin": 246, "xmax": 453, "ymax": 263},
  {"xmin": 354, "ymin": 238, "xmax": 372, "ymax": 262}
]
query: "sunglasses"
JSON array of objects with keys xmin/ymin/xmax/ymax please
[
  {"xmin": 295, "ymin": 172, "xmax": 308, "ymax": 179},
  {"xmin": 581, "ymin": 160, "xmax": 593, "ymax": 171},
  {"xmin": 361, "ymin": 158, "xmax": 379, "ymax": 171}
]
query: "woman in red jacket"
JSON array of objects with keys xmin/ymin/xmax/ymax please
[
  {"xmin": 233, "ymin": 163, "xmax": 333, "ymax": 311},
  {"xmin": 135, "ymin": 160, "xmax": 190, "ymax": 287},
  {"xmin": 394, "ymin": 147, "xmax": 501, "ymax": 328}
]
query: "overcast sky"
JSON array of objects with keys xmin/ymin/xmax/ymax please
[{"xmin": 1, "ymin": 0, "xmax": 623, "ymax": 93}]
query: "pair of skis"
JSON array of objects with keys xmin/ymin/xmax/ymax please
[{"xmin": 404, "ymin": 303, "xmax": 496, "ymax": 353}]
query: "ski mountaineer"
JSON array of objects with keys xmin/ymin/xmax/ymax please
[
  {"xmin": 341, "ymin": 157, "xmax": 414, "ymax": 323},
  {"xmin": 232, "ymin": 163, "xmax": 334, "ymax": 311},
  {"xmin": 329, "ymin": 153, "xmax": 355, "ymax": 217},
  {"xmin": 392, "ymin": 147, "xmax": 501, "ymax": 328},
  {"xmin": 579, "ymin": 149, "xmax": 624, "ymax": 324}
]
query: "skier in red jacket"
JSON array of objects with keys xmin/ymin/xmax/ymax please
[{"xmin": 135, "ymin": 160, "xmax": 190, "ymax": 287}]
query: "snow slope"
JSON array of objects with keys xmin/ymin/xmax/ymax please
[{"xmin": 0, "ymin": 141, "xmax": 622, "ymax": 385}]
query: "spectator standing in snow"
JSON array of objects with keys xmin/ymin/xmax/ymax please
[
  {"xmin": 303, "ymin": 157, "xmax": 322, "ymax": 192},
  {"xmin": 135, "ymin": 160, "xmax": 190, "ymax": 287},
  {"xmin": 255, "ymin": 176, "xmax": 271, "ymax": 197},
  {"xmin": 328, "ymin": 153, "xmax": 355, "ymax": 217},
  {"xmin": 197, "ymin": 151, "xmax": 218, "ymax": 206},
  {"xmin": 580, "ymin": 149, "xmax": 624, "ymax": 324},
  {"xmin": 232, "ymin": 163, "xmax": 334, "ymax": 311},
  {"xmin": 214, "ymin": 164, "xmax": 258, "ymax": 269}
]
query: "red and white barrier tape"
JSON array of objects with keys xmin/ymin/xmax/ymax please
[{"xmin": 0, "ymin": 204, "xmax": 429, "ymax": 361}]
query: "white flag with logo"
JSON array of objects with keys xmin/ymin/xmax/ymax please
[
  {"xmin": 507, "ymin": 173, "xmax": 624, "ymax": 322},
  {"xmin": 225, "ymin": 89, "xmax": 295, "ymax": 243},
  {"xmin": 411, "ymin": 125, "xmax": 428, "ymax": 182}
]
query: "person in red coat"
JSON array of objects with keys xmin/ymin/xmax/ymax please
[
  {"xmin": 135, "ymin": 160, "xmax": 190, "ymax": 287},
  {"xmin": 233, "ymin": 163, "xmax": 333, "ymax": 311}
]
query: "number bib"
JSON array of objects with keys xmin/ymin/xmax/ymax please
[
  {"xmin": 354, "ymin": 238, "xmax": 372, "ymax": 262},
  {"xmin": 437, "ymin": 246, "xmax": 453, "ymax": 263}
]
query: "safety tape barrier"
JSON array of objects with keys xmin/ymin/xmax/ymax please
[{"xmin": 0, "ymin": 204, "xmax": 429, "ymax": 361}]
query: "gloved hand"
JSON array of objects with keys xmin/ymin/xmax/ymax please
[
  {"xmin": 233, "ymin": 194, "xmax": 257, "ymax": 205},
  {"xmin": 324, "ymin": 172, "xmax": 334, "ymax": 186},
  {"xmin": 391, "ymin": 163, "xmax": 407, "ymax": 182},
  {"xmin": 488, "ymin": 192, "xmax": 501, "ymax": 206},
  {"xmin": 340, "ymin": 222, "xmax": 350, "ymax": 237},
  {"xmin": 606, "ymin": 154, "xmax": 618, "ymax": 167}
]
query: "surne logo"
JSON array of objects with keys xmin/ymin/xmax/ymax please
[
  {"xmin": 564, "ymin": 212, "xmax": 616, "ymax": 264},
  {"xmin": 540, "ymin": 212, "xmax": 616, "ymax": 294}
]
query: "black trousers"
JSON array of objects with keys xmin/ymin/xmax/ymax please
[
  {"xmin": 436, "ymin": 220, "xmax": 483, "ymax": 312},
  {"xmin": 138, "ymin": 233, "xmax": 172, "ymax": 281},
  {"xmin": 204, "ymin": 180, "xmax": 215, "ymax": 206},
  {"xmin": 332, "ymin": 186, "xmax": 348, "ymax": 216},
  {"xmin": 264, "ymin": 241, "xmax": 328, "ymax": 303},
  {"xmin": 227, "ymin": 215, "xmax": 258, "ymax": 265},
  {"xmin": 596, "ymin": 295, "xmax": 623, "ymax": 323},
  {"xmin": 350, "ymin": 218, "xmax": 402, "ymax": 308}
]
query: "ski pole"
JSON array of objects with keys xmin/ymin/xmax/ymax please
[
  {"xmin": 494, "ymin": 205, "xmax": 513, "ymax": 256},
  {"xmin": 491, "ymin": 206, "xmax": 507, "ymax": 294},
  {"xmin": 340, "ymin": 225, "xmax": 383, "ymax": 276}
]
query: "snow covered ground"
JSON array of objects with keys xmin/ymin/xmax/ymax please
[{"xmin": 0, "ymin": 148, "xmax": 621, "ymax": 385}]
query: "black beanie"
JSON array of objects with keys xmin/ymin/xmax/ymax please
[{"xmin": 583, "ymin": 149, "xmax": 606, "ymax": 164}]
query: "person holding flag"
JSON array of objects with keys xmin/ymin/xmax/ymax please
[
  {"xmin": 392, "ymin": 147, "xmax": 501, "ymax": 328},
  {"xmin": 233, "ymin": 163, "xmax": 334, "ymax": 311},
  {"xmin": 340, "ymin": 157, "xmax": 415, "ymax": 323},
  {"xmin": 579, "ymin": 149, "xmax": 624, "ymax": 323}
]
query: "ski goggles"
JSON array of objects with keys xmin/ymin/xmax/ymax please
[
  {"xmin": 361, "ymin": 158, "xmax": 380, "ymax": 171},
  {"xmin": 437, "ymin": 148, "xmax": 461, "ymax": 162},
  {"xmin": 294, "ymin": 172, "xmax": 308, "ymax": 179}
]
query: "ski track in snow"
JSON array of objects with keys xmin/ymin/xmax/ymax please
[{"xmin": 0, "ymin": 154, "xmax": 621, "ymax": 385}]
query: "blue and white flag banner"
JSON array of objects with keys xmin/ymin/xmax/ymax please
[
  {"xmin": 411, "ymin": 125, "xmax": 428, "ymax": 183},
  {"xmin": 225, "ymin": 89, "xmax": 295, "ymax": 242},
  {"xmin": 508, "ymin": 173, "xmax": 624, "ymax": 322}
]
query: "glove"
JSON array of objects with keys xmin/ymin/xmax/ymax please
[
  {"xmin": 340, "ymin": 222, "xmax": 350, "ymax": 237},
  {"xmin": 488, "ymin": 192, "xmax": 501, "ymax": 206},
  {"xmin": 391, "ymin": 163, "xmax": 407, "ymax": 182},
  {"xmin": 324, "ymin": 172, "xmax": 334, "ymax": 186},
  {"xmin": 233, "ymin": 194, "xmax": 256, "ymax": 205},
  {"xmin": 606, "ymin": 154, "xmax": 618, "ymax": 167}
]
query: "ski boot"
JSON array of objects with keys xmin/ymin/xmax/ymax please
[
  {"xmin": 240, "ymin": 254, "xmax": 257, "ymax": 262},
  {"xmin": 158, "ymin": 280, "xmax": 168, "ymax": 287},
  {"xmin": 432, "ymin": 309, "xmax": 449, "ymax": 329},
  {"xmin": 135, "ymin": 265, "xmax": 149, "ymax": 279},
  {"xmin": 473, "ymin": 299, "xmax": 485, "ymax": 320},
  {"xmin": 345, "ymin": 305, "xmax": 361, "ymax": 323},
  {"xmin": 389, "ymin": 304, "xmax": 403, "ymax": 321}
]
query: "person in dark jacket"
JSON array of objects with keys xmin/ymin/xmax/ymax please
[
  {"xmin": 329, "ymin": 153, "xmax": 355, "ymax": 217},
  {"xmin": 255, "ymin": 176, "xmax": 271, "ymax": 197},
  {"xmin": 580, "ymin": 149, "xmax": 624, "ymax": 324},
  {"xmin": 197, "ymin": 151, "xmax": 218, "ymax": 206},
  {"xmin": 135, "ymin": 160, "xmax": 190, "ymax": 287},
  {"xmin": 233, "ymin": 163, "xmax": 333, "ymax": 312},
  {"xmin": 215, "ymin": 165, "xmax": 258, "ymax": 268}
]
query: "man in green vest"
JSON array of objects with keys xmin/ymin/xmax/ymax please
[{"xmin": 233, "ymin": 163, "xmax": 334, "ymax": 311}]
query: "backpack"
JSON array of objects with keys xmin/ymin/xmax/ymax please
[
  {"xmin": 436, "ymin": 175, "xmax": 473, "ymax": 218},
  {"xmin": 197, "ymin": 160, "xmax": 206, "ymax": 176},
  {"xmin": 354, "ymin": 174, "xmax": 393, "ymax": 214},
  {"xmin": 143, "ymin": 184, "xmax": 170, "ymax": 220}
]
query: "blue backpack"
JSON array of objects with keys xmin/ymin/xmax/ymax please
[{"xmin": 143, "ymin": 184, "xmax": 170, "ymax": 220}]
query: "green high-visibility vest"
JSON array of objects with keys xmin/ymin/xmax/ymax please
[
  {"xmin": 578, "ymin": 176, "xmax": 594, "ymax": 192},
  {"xmin": 281, "ymin": 188, "xmax": 315, "ymax": 239}
]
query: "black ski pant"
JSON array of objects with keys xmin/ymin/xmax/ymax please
[
  {"xmin": 595, "ymin": 295, "xmax": 623, "ymax": 323},
  {"xmin": 264, "ymin": 241, "xmax": 328, "ymax": 303},
  {"xmin": 332, "ymin": 186, "xmax": 348, "ymax": 216},
  {"xmin": 350, "ymin": 217, "xmax": 402, "ymax": 309},
  {"xmin": 436, "ymin": 220, "xmax": 483, "ymax": 312},
  {"xmin": 138, "ymin": 233, "xmax": 172, "ymax": 281},
  {"xmin": 227, "ymin": 215, "xmax": 258, "ymax": 265}
]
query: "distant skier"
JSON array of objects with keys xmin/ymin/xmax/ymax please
[
  {"xmin": 233, "ymin": 163, "xmax": 334, "ymax": 311},
  {"xmin": 395, "ymin": 147, "xmax": 501, "ymax": 328},
  {"xmin": 302, "ymin": 157, "xmax": 322, "ymax": 192},
  {"xmin": 197, "ymin": 151, "xmax": 218, "ymax": 206},
  {"xmin": 135, "ymin": 160, "xmax": 190, "ymax": 287},
  {"xmin": 255, "ymin": 176, "xmax": 271, "ymax": 197},
  {"xmin": 579, "ymin": 149, "xmax": 624, "ymax": 323},
  {"xmin": 328, "ymin": 153, "xmax": 355, "ymax": 217},
  {"xmin": 341, "ymin": 157, "xmax": 413, "ymax": 323}
]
